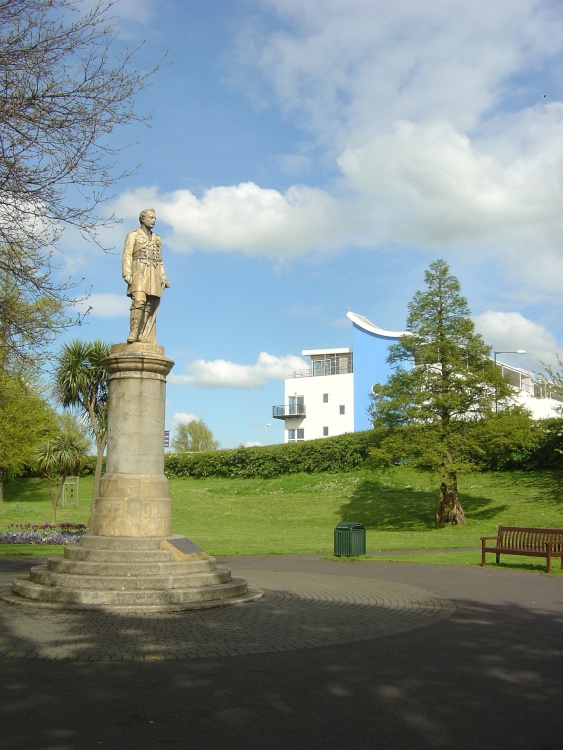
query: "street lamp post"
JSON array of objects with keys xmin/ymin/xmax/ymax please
[
  {"xmin": 494, "ymin": 349, "xmax": 526, "ymax": 412},
  {"xmin": 264, "ymin": 422, "xmax": 271, "ymax": 445}
]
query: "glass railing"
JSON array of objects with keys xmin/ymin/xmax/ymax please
[{"xmin": 272, "ymin": 404, "xmax": 306, "ymax": 418}]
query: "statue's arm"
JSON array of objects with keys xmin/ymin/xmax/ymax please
[
  {"xmin": 122, "ymin": 231, "xmax": 135, "ymax": 284},
  {"xmin": 161, "ymin": 265, "xmax": 170, "ymax": 288},
  {"xmin": 157, "ymin": 235, "xmax": 170, "ymax": 288}
]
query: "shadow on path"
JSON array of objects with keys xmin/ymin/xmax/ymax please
[{"xmin": 0, "ymin": 557, "xmax": 562, "ymax": 749}]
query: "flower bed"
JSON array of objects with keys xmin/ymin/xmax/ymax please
[{"xmin": 0, "ymin": 523, "xmax": 87, "ymax": 545}]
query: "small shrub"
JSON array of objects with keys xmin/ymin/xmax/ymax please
[
  {"xmin": 79, "ymin": 456, "xmax": 105, "ymax": 476},
  {"xmin": 0, "ymin": 523, "xmax": 87, "ymax": 545}
]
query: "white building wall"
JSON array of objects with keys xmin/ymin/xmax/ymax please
[
  {"xmin": 514, "ymin": 391, "xmax": 561, "ymax": 419},
  {"xmin": 495, "ymin": 361, "xmax": 561, "ymax": 418},
  {"xmin": 283, "ymin": 373, "xmax": 354, "ymax": 442}
]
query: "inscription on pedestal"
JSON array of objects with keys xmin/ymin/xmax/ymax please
[
  {"xmin": 111, "ymin": 342, "xmax": 165, "ymax": 356},
  {"xmin": 160, "ymin": 536, "xmax": 209, "ymax": 561}
]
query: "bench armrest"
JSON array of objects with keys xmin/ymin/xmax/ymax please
[{"xmin": 480, "ymin": 536, "xmax": 498, "ymax": 542}]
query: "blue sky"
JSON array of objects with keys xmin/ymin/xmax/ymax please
[{"xmin": 58, "ymin": 0, "xmax": 563, "ymax": 448}]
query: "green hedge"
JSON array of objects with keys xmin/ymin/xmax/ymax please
[
  {"xmin": 497, "ymin": 418, "xmax": 563, "ymax": 470},
  {"xmin": 164, "ymin": 431, "xmax": 379, "ymax": 479},
  {"xmin": 76, "ymin": 418, "xmax": 563, "ymax": 480}
]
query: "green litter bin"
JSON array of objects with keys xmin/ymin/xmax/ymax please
[{"xmin": 334, "ymin": 522, "xmax": 366, "ymax": 557}]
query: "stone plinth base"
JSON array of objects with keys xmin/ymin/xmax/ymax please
[
  {"xmin": 90, "ymin": 496, "xmax": 172, "ymax": 537},
  {"xmin": 2, "ymin": 535, "xmax": 263, "ymax": 611},
  {"xmin": 88, "ymin": 344, "xmax": 174, "ymax": 538},
  {"xmin": 91, "ymin": 473, "xmax": 172, "ymax": 537}
]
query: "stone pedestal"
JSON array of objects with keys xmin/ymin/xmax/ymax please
[
  {"xmin": 2, "ymin": 342, "xmax": 262, "ymax": 611},
  {"xmin": 89, "ymin": 342, "xmax": 173, "ymax": 537}
]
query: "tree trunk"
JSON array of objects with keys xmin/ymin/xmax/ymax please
[
  {"xmin": 89, "ymin": 433, "xmax": 107, "ymax": 526},
  {"xmin": 50, "ymin": 478, "xmax": 64, "ymax": 525},
  {"xmin": 92, "ymin": 434, "xmax": 106, "ymax": 500},
  {"xmin": 435, "ymin": 466, "xmax": 466, "ymax": 525}
]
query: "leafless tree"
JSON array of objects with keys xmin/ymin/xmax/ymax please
[{"xmin": 0, "ymin": 0, "xmax": 163, "ymax": 363}]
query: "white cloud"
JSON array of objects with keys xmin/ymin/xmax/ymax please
[
  {"xmin": 113, "ymin": 0, "xmax": 156, "ymax": 22},
  {"xmin": 110, "ymin": 112, "xmax": 563, "ymax": 306},
  {"xmin": 74, "ymin": 293, "xmax": 130, "ymax": 319},
  {"xmin": 169, "ymin": 352, "xmax": 307, "ymax": 389},
  {"xmin": 473, "ymin": 311, "xmax": 561, "ymax": 370},
  {"xmin": 287, "ymin": 304, "xmax": 324, "ymax": 317},
  {"xmin": 338, "ymin": 114, "xmax": 563, "ymax": 247},
  {"xmin": 107, "ymin": 0, "xmax": 563, "ymax": 310},
  {"xmin": 236, "ymin": 0, "xmax": 562, "ymax": 146},
  {"xmin": 111, "ymin": 182, "xmax": 343, "ymax": 258},
  {"xmin": 170, "ymin": 412, "xmax": 199, "ymax": 429}
]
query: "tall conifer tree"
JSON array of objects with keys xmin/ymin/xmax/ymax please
[{"xmin": 369, "ymin": 259, "xmax": 513, "ymax": 524}]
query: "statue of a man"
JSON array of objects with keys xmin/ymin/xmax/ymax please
[{"xmin": 122, "ymin": 208, "xmax": 170, "ymax": 344}]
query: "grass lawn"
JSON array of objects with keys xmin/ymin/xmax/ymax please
[{"xmin": 1, "ymin": 467, "xmax": 562, "ymax": 573}]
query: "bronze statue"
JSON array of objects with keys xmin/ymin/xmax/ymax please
[{"xmin": 123, "ymin": 208, "xmax": 170, "ymax": 343}]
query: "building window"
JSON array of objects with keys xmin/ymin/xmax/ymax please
[
  {"xmin": 323, "ymin": 393, "xmax": 329, "ymax": 403},
  {"xmin": 288, "ymin": 429, "xmax": 305, "ymax": 442},
  {"xmin": 311, "ymin": 352, "xmax": 353, "ymax": 376},
  {"xmin": 323, "ymin": 426, "xmax": 329, "ymax": 437},
  {"xmin": 288, "ymin": 395, "xmax": 305, "ymax": 416},
  {"xmin": 339, "ymin": 405, "xmax": 345, "ymax": 415}
]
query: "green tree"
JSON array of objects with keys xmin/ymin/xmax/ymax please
[
  {"xmin": 34, "ymin": 413, "xmax": 90, "ymax": 524},
  {"xmin": 369, "ymin": 259, "xmax": 515, "ymax": 525},
  {"xmin": 538, "ymin": 355, "xmax": 563, "ymax": 414},
  {"xmin": 0, "ymin": 372, "xmax": 55, "ymax": 502},
  {"xmin": 172, "ymin": 420, "xmax": 219, "ymax": 453},
  {"xmin": 0, "ymin": 0, "xmax": 162, "ymax": 363},
  {"xmin": 465, "ymin": 409, "xmax": 538, "ymax": 470},
  {"xmin": 53, "ymin": 339, "xmax": 110, "ymax": 504},
  {"xmin": 537, "ymin": 355, "xmax": 563, "ymax": 460},
  {"xmin": 0, "ymin": 272, "xmax": 64, "ymax": 371},
  {"xmin": 0, "ymin": 276, "xmax": 61, "ymax": 499}
]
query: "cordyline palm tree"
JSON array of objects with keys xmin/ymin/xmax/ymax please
[
  {"xmin": 34, "ymin": 415, "xmax": 90, "ymax": 524},
  {"xmin": 53, "ymin": 340, "xmax": 110, "ymax": 508}
]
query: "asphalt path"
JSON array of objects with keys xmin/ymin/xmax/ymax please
[{"xmin": 0, "ymin": 555, "xmax": 562, "ymax": 750}]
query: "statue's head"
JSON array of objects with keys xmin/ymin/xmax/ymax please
[{"xmin": 139, "ymin": 208, "xmax": 156, "ymax": 225}]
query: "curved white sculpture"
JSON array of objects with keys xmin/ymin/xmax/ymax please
[{"xmin": 346, "ymin": 311, "xmax": 408, "ymax": 340}]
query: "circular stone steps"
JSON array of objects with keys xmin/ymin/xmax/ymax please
[
  {"xmin": 1, "ymin": 535, "xmax": 263, "ymax": 611},
  {"xmin": 64, "ymin": 547, "xmax": 172, "ymax": 563},
  {"xmin": 45, "ymin": 556, "xmax": 218, "ymax": 577},
  {"xmin": 28, "ymin": 566, "xmax": 233, "ymax": 590},
  {"xmin": 10, "ymin": 576, "xmax": 251, "ymax": 606}
]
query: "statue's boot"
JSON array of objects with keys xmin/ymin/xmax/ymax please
[
  {"xmin": 138, "ymin": 299, "xmax": 158, "ymax": 343},
  {"xmin": 127, "ymin": 302, "xmax": 144, "ymax": 343}
]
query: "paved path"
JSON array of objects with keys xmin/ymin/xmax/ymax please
[
  {"xmin": 0, "ymin": 555, "xmax": 562, "ymax": 749},
  {"xmin": 0, "ymin": 560, "xmax": 455, "ymax": 659}
]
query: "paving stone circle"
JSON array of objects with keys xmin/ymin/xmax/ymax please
[{"xmin": 0, "ymin": 570, "xmax": 455, "ymax": 661}]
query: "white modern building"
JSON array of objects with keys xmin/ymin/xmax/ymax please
[
  {"xmin": 494, "ymin": 361, "xmax": 560, "ymax": 418},
  {"xmin": 273, "ymin": 347, "xmax": 354, "ymax": 442},
  {"xmin": 273, "ymin": 311, "xmax": 561, "ymax": 443}
]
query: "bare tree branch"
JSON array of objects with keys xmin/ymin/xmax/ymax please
[{"xmin": 0, "ymin": 0, "xmax": 164, "ymax": 365}]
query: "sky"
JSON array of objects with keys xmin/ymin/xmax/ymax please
[{"xmin": 56, "ymin": 0, "xmax": 563, "ymax": 449}]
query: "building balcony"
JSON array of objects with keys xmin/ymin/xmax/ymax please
[
  {"xmin": 272, "ymin": 404, "xmax": 306, "ymax": 419},
  {"xmin": 290, "ymin": 366, "xmax": 353, "ymax": 378}
]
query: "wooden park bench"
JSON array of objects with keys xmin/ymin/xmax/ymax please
[{"xmin": 481, "ymin": 526, "xmax": 563, "ymax": 573}]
